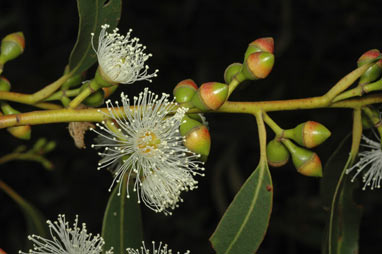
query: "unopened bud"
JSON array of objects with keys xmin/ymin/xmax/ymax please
[
  {"xmin": 284, "ymin": 121, "xmax": 331, "ymax": 148},
  {"xmin": 0, "ymin": 76, "xmax": 11, "ymax": 91},
  {"xmin": 102, "ymin": 84, "xmax": 118, "ymax": 99},
  {"xmin": 44, "ymin": 141, "xmax": 56, "ymax": 153},
  {"xmin": 224, "ymin": 63, "xmax": 242, "ymax": 84},
  {"xmin": 83, "ymin": 89, "xmax": 105, "ymax": 107},
  {"xmin": 173, "ymin": 79, "xmax": 198, "ymax": 103},
  {"xmin": 357, "ymin": 49, "xmax": 380, "ymax": 67},
  {"xmin": 62, "ymin": 72, "xmax": 86, "ymax": 90},
  {"xmin": 184, "ymin": 125, "xmax": 211, "ymax": 157},
  {"xmin": 180, "ymin": 115, "xmax": 203, "ymax": 136},
  {"xmin": 266, "ymin": 139, "xmax": 290, "ymax": 167},
  {"xmin": 7, "ymin": 125, "xmax": 31, "ymax": 140},
  {"xmin": 242, "ymin": 52, "xmax": 274, "ymax": 80},
  {"xmin": 0, "ymin": 32, "xmax": 25, "ymax": 64},
  {"xmin": 282, "ymin": 139, "xmax": 322, "ymax": 177},
  {"xmin": 359, "ymin": 61, "xmax": 382, "ymax": 85},
  {"xmin": 244, "ymin": 37, "xmax": 274, "ymax": 61},
  {"xmin": 191, "ymin": 82, "xmax": 228, "ymax": 111}
]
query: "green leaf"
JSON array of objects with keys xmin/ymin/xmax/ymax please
[
  {"xmin": 68, "ymin": 0, "xmax": 122, "ymax": 75},
  {"xmin": 321, "ymin": 135, "xmax": 362, "ymax": 254},
  {"xmin": 101, "ymin": 176, "xmax": 143, "ymax": 254},
  {"xmin": 0, "ymin": 180, "xmax": 48, "ymax": 241},
  {"xmin": 209, "ymin": 161, "xmax": 273, "ymax": 254}
]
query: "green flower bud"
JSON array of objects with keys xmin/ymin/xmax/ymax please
[
  {"xmin": 83, "ymin": 89, "xmax": 105, "ymax": 107},
  {"xmin": 242, "ymin": 52, "xmax": 274, "ymax": 80},
  {"xmin": 173, "ymin": 79, "xmax": 198, "ymax": 103},
  {"xmin": 44, "ymin": 140, "xmax": 56, "ymax": 153},
  {"xmin": 7, "ymin": 125, "xmax": 31, "ymax": 140},
  {"xmin": 266, "ymin": 139, "xmax": 290, "ymax": 167},
  {"xmin": 357, "ymin": 49, "xmax": 380, "ymax": 67},
  {"xmin": 0, "ymin": 32, "xmax": 25, "ymax": 64},
  {"xmin": 359, "ymin": 61, "xmax": 382, "ymax": 85},
  {"xmin": 244, "ymin": 37, "xmax": 274, "ymax": 61},
  {"xmin": 61, "ymin": 72, "xmax": 86, "ymax": 90},
  {"xmin": 224, "ymin": 63, "xmax": 242, "ymax": 84},
  {"xmin": 284, "ymin": 121, "xmax": 331, "ymax": 148},
  {"xmin": 191, "ymin": 82, "xmax": 228, "ymax": 111},
  {"xmin": 282, "ymin": 139, "xmax": 322, "ymax": 177},
  {"xmin": 0, "ymin": 76, "xmax": 11, "ymax": 91},
  {"xmin": 184, "ymin": 125, "xmax": 211, "ymax": 158},
  {"xmin": 180, "ymin": 115, "xmax": 203, "ymax": 136},
  {"xmin": 33, "ymin": 138, "xmax": 47, "ymax": 152}
]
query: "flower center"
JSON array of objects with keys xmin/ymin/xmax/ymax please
[{"xmin": 137, "ymin": 131, "xmax": 160, "ymax": 154}]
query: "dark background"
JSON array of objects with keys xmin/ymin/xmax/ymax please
[{"xmin": 1, "ymin": 0, "xmax": 382, "ymax": 253}]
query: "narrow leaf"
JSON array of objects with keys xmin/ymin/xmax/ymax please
[
  {"xmin": 209, "ymin": 161, "xmax": 273, "ymax": 254},
  {"xmin": 0, "ymin": 180, "xmax": 48, "ymax": 239},
  {"xmin": 101, "ymin": 177, "xmax": 143, "ymax": 254},
  {"xmin": 68, "ymin": 0, "xmax": 122, "ymax": 75}
]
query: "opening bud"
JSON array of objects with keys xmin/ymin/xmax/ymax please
[
  {"xmin": 7, "ymin": 125, "xmax": 31, "ymax": 140},
  {"xmin": 242, "ymin": 52, "xmax": 274, "ymax": 80},
  {"xmin": 191, "ymin": 82, "xmax": 228, "ymax": 111},
  {"xmin": 284, "ymin": 121, "xmax": 331, "ymax": 148},
  {"xmin": 0, "ymin": 32, "xmax": 25, "ymax": 64},
  {"xmin": 282, "ymin": 139, "xmax": 322, "ymax": 177},
  {"xmin": 224, "ymin": 63, "xmax": 243, "ymax": 84},
  {"xmin": 0, "ymin": 76, "xmax": 11, "ymax": 91},
  {"xmin": 266, "ymin": 139, "xmax": 290, "ymax": 167},
  {"xmin": 244, "ymin": 37, "xmax": 274, "ymax": 61},
  {"xmin": 184, "ymin": 125, "xmax": 211, "ymax": 158},
  {"xmin": 173, "ymin": 79, "xmax": 198, "ymax": 103}
]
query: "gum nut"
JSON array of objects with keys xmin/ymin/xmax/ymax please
[
  {"xmin": 191, "ymin": 82, "xmax": 228, "ymax": 111},
  {"xmin": 173, "ymin": 79, "xmax": 198, "ymax": 103},
  {"xmin": 184, "ymin": 125, "xmax": 211, "ymax": 156},
  {"xmin": 242, "ymin": 52, "xmax": 274, "ymax": 80},
  {"xmin": 266, "ymin": 139, "xmax": 290, "ymax": 167},
  {"xmin": 224, "ymin": 63, "xmax": 242, "ymax": 84}
]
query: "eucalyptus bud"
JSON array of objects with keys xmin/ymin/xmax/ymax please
[
  {"xmin": 0, "ymin": 32, "xmax": 25, "ymax": 64},
  {"xmin": 284, "ymin": 121, "xmax": 331, "ymax": 148},
  {"xmin": 242, "ymin": 52, "xmax": 274, "ymax": 80},
  {"xmin": 359, "ymin": 61, "xmax": 382, "ymax": 85},
  {"xmin": 266, "ymin": 139, "xmax": 290, "ymax": 167},
  {"xmin": 244, "ymin": 37, "xmax": 274, "ymax": 61},
  {"xmin": 224, "ymin": 63, "xmax": 242, "ymax": 84},
  {"xmin": 184, "ymin": 125, "xmax": 211, "ymax": 158},
  {"xmin": 173, "ymin": 79, "xmax": 198, "ymax": 103},
  {"xmin": 282, "ymin": 139, "xmax": 322, "ymax": 177},
  {"xmin": 7, "ymin": 125, "xmax": 31, "ymax": 140},
  {"xmin": 179, "ymin": 115, "xmax": 203, "ymax": 136},
  {"xmin": 0, "ymin": 76, "xmax": 11, "ymax": 91},
  {"xmin": 191, "ymin": 82, "xmax": 228, "ymax": 111},
  {"xmin": 61, "ymin": 72, "xmax": 86, "ymax": 90},
  {"xmin": 44, "ymin": 140, "xmax": 56, "ymax": 153},
  {"xmin": 357, "ymin": 49, "xmax": 381, "ymax": 66},
  {"xmin": 83, "ymin": 89, "xmax": 105, "ymax": 107}
]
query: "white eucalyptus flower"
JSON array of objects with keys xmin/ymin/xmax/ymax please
[
  {"xmin": 91, "ymin": 24, "xmax": 158, "ymax": 84},
  {"xmin": 91, "ymin": 88, "xmax": 205, "ymax": 215},
  {"xmin": 126, "ymin": 241, "xmax": 190, "ymax": 254},
  {"xmin": 346, "ymin": 135, "xmax": 382, "ymax": 190},
  {"xmin": 19, "ymin": 214, "xmax": 113, "ymax": 254}
]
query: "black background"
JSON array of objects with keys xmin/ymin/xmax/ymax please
[{"xmin": 1, "ymin": 0, "xmax": 382, "ymax": 253}]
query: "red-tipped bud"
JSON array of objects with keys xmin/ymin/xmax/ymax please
[
  {"xmin": 184, "ymin": 125, "xmax": 211, "ymax": 157},
  {"xmin": 179, "ymin": 115, "xmax": 203, "ymax": 136},
  {"xmin": 191, "ymin": 82, "xmax": 228, "ymax": 111},
  {"xmin": 0, "ymin": 76, "xmax": 11, "ymax": 91},
  {"xmin": 266, "ymin": 139, "xmax": 290, "ymax": 167},
  {"xmin": 83, "ymin": 89, "xmax": 105, "ymax": 107},
  {"xmin": 242, "ymin": 52, "xmax": 274, "ymax": 80},
  {"xmin": 357, "ymin": 49, "xmax": 381, "ymax": 67},
  {"xmin": 102, "ymin": 84, "xmax": 118, "ymax": 99},
  {"xmin": 224, "ymin": 63, "xmax": 242, "ymax": 84},
  {"xmin": 244, "ymin": 37, "xmax": 274, "ymax": 61},
  {"xmin": 284, "ymin": 121, "xmax": 331, "ymax": 148},
  {"xmin": 282, "ymin": 139, "xmax": 322, "ymax": 177},
  {"xmin": 0, "ymin": 32, "xmax": 25, "ymax": 63},
  {"xmin": 173, "ymin": 79, "xmax": 198, "ymax": 103},
  {"xmin": 7, "ymin": 125, "xmax": 31, "ymax": 140}
]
